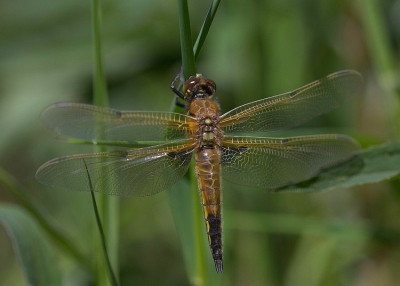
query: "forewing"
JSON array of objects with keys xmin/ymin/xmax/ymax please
[
  {"xmin": 36, "ymin": 140, "xmax": 195, "ymax": 197},
  {"xmin": 221, "ymin": 135, "xmax": 360, "ymax": 190},
  {"xmin": 220, "ymin": 70, "xmax": 363, "ymax": 134},
  {"xmin": 41, "ymin": 103, "xmax": 196, "ymax": 143}
]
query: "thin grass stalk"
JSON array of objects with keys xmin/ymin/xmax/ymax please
[
  {"xmin": 91, "ymin": 0, "xmax": 119, "ymax": 285},
  {"xmin": 169, "ymin": 0, "xmax": 222, "ymax": 283},
  {"xmin": 171, "ymin": 0, "xmax": 207, "ymax": 284},
  {"xmin": 84, "ymin": 161, "xmax": 119, "ymax": 286},
  {"xmin": 193, "ymin": 0, "xmax": 221, "ymax": 60}
]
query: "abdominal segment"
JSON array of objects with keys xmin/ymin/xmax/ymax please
[{"xmin": 195, "ymin": 147, "xmax": 223, "ymax": 272}]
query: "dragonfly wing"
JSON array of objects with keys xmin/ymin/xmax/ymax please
[
  {"xmin": 221, "ymin": 135, "xmax": 360, "ymax": 190},
  {"xmin": 36, "ymin": 140, "xmax": 196, "ymax": 197},
  {"xmin": 220, "ymin": 70, "xmax": 363, "ymax": 134},
  {"xmin": 41, "ymin": 103, "xmax": 195, "ymax": 143}
]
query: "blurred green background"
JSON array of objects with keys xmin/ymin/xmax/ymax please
[{"xmin": 1, "ymin": 0, "xmax": 400, "ymax": 285}]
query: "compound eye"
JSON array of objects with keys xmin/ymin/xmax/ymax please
[
  {"xmin": 203, "ymin": 79, "xmax": 216, "ymax": 96},
  {"xmin": 205, "ymin": 79, "xmax": 216, "ymax": 93},
  {"xmin": 182, "ymin": 77, "xmax": 200, "ymax": 95}
]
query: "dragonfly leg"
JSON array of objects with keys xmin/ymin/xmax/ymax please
[
  {"xmin": 170, "ymin": 68, "xmax": 186, "ymax": 100},
  {"xmin": 175, "ymin": 97, "xmax": 186, "ymax": 108}
]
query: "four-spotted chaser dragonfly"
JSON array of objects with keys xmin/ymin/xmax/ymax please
[{"xmin": 36, "ymin": 70, "xmax": 363, "ymax": 273}]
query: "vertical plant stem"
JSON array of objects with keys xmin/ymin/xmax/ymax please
[
  {"xmin": 91, "ymin": 0, "xmax": 119, "ymax": 285},
  {"xmin": 84, "ymin": 160, "xmax": 119, "ymax": 286},
  {"xmin": 190, "ymin": 160, "xmax": 208, "ymax": 285},
  {"xmin": 177, "ymin": 0, "xmax": 196, "ymax": 78},
  {"xmin": 169, "ymin": 0, "xmax": 210, "ymax": 284}
]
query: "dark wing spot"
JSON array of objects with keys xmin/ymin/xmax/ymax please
[
  {"xmin": 118, "ymin": 150, "xmax": 129, "ymax": 157},
  {"xmin": 238, "ymin": 146, "xmax": 248, "ymax": 153},
  {"xmin": 167, "ymin": 148, "xmax": 195, "ymax": 159},
  {"xmin": 114, "ymin": 110, "xmax": 122, "ymax": 118}
]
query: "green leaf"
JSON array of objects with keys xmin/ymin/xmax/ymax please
[
  {"xmin": 0, "ymin": 204, "xmax": 61, "ymax": 286},
  {"xmin": 167, "ymin": 179, "xmax": 196, "ymax": 277},
  {"xmin": 91, "ymin": 0, "xmax": 119, "ymax": 285},
  {"xmin": 276, "ymin": 142, "xmax": 400, "ymax": 193}
]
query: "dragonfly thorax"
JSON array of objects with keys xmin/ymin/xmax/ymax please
[
  {"xmin": 200, "ymin": 116, "xmax": 221, "ymax": 144},
  {"xmin": 188, "ymin": 98, "xmax": 223, "ymax": 147}
]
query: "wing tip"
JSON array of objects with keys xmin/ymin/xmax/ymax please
[{"xmin": 329, "ymin": 69, "xmax": 364, "ymax": 88}]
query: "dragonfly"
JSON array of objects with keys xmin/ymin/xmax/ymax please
[{"xmin": 36, "ymin": 70, "xmax": 363, "ymax": 273}]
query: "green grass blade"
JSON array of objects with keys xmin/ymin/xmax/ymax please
[
  {"xmin": 91, "ymin": 0, "xmax": 119, "ymax": 285},
  {"xmin": 193, "ymin": 0, "xmax": 221, "ymax": 60},
  {"xmin": 189, "ymin": 160, "xmax": 208, "ymax": 284},
  {"xmin": 84, "ymin": 160, "xmax": 119, "ymax": 286},
  {"xmin": 167, "ymin": 179, "xmax": 194, "ymax": 274},
  {"xmin": 177, "ymin": 0, "xmax": 196, "ymax": 78},
  {"xmin": 167, "ymin": 0, "xmax": 216, "ymax": 283},
  {"xmin": 0, "ymin": 204, "xmax": 62, "ymax": 286}
]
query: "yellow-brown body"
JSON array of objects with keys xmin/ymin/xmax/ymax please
[
  {"xmin": 36, "ymin": 71, "xmax": 364, "ymax": 274},
  {"xmin": 187, "ymin": 96, "xmax": 224, "ymax": 272}
]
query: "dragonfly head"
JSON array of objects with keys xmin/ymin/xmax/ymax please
[{"xmin": 183, "ymin": 74, "xmax": 216, "ymax": 100}]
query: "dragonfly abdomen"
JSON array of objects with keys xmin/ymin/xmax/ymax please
[{"xmin": 195, "ymin": 147, "xmax": 223, "ymax": 273}]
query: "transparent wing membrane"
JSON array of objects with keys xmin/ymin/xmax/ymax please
[
  {"xmin": 221, "ymin": 135, "xmax": 360, "ymax": 189},
  {"xmin": 36, "ymin": 140, "xmax": 195, "ymax": 197},
  {"xmin": 37, "ymin": 70, "xmax": 364, "ymax": 195},
  {"xmin": 220, "ymin": 70, "xmax": 363, "ymax": 134},
  {"xmin": 40, "ymin": 103, "xmax": 196, "ymax": 143}
]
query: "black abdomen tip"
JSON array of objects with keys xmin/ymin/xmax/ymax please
[{"xmin": 214, "ymin": 259, "xmax": 223, "ymax": 273}]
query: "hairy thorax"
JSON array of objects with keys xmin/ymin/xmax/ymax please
[{"xmin": 188, "ymin": 98, "xmax": 223, "ymax": 148}]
